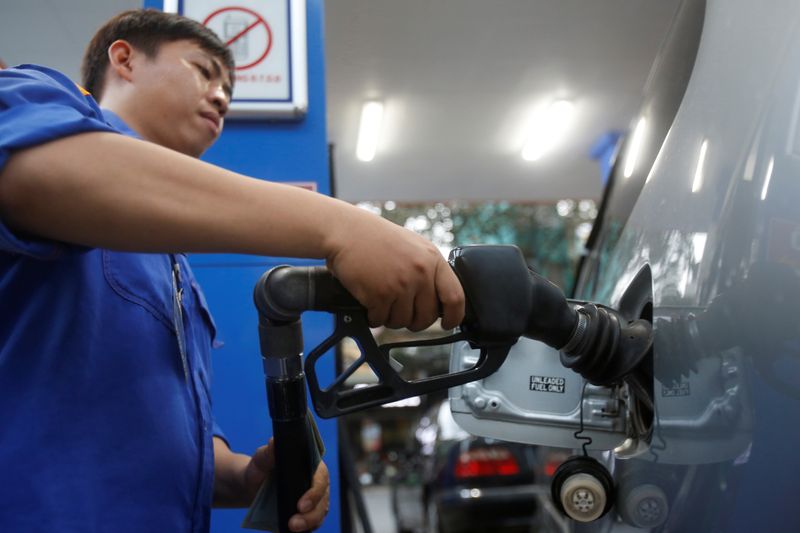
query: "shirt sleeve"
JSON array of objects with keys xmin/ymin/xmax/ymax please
[
  {"xmin": 0, "ymin": 65, "xmax": 119, "ymax": 259},
  {"xmin": 212, "ymin": 419, "xmax": 230, "ymax": 448}
]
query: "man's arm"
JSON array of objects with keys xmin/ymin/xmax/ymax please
[
  {"xmin": 0, "ymin": 131, "xmax": 464, "ymax": 329},
  {"xmin": 212, "ymin": 437, "xmax": 254, "ymax": 508},
  {"xmin": 213, "ymin": 437, "xmax": 330, "ymax": 531}
]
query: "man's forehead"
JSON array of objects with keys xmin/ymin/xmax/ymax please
[{"xmin": 184, "ymin": 44, "xmax": 227, "ymax": 68}]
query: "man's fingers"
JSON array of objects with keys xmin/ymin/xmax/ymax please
[
  {"xmin": 289, "ymin": 487, "xmax": 329, "ymax": 532},
  {"xmin": 366, "ymin": 300, "xmax": 391, "ymax": 328},
  {"xmin": 251, "ymin": 439, "xmax": 275, "ymax": 472},
  {"xmin": 409, "ymin": 287, "xmax": 439, "ymax": 332},
  {"xmin": 328, "ymin": 215, "xmax": 462, "ymax": 331},
  {"xmin": 290, "ymin": 462, "xmax": 330, "ymax": 531},
  {"xmin": 385, "ymin": 294, "xmax": 414, "ymax": 329},
  {"xmin": 297, "ymin": 461, "xmax": 329, "ymax": 511},
  {"xmin": 435, "ymin": 260, "xmax": 465, "ymax": 330}
]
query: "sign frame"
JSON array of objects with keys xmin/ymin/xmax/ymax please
[{"xmin": 164, "ymin": 0, "xmax": 308, "ymax": 120}]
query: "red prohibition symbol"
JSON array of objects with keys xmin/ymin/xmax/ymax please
[{"xmin": 203, "ymin": 6, "xmax": 273, "ymax": 70}]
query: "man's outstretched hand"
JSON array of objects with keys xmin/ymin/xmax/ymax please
[{"xmin": 324, "ymin": 210, "xmax": 465, "ymax": 331}]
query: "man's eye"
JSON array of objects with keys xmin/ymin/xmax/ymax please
[{"xmin": 195, "ymin": 64, "xmax": 211, "ymax": 79}]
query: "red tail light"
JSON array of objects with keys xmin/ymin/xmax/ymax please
[
  {"xmin": 454, "ymin": 447, "xmax": 520, "ymax": 478},
  {"xmin": 544, "ymin": 460, "xmax": 560, "ymax": 477},
  {"xmin": 542, "ymin": 450, "xmax": 571, "ymax": 478}
]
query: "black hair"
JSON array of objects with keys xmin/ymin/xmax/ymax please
[{"xmin": 81, "ymin": 9, "xmax": 234, "ymax": 98}]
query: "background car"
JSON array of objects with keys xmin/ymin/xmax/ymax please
[
  {"xmin": 425, "ymin": 436, "xmax": 538, "ymax": 533},
  {"xmin": 393, "ymin": 402, "xmax": 568, "ymax": 533}
]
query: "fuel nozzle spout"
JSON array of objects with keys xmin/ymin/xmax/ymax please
[{"xmin": 558, "ymin": 303, "xmax": 653, "ymax": 386}]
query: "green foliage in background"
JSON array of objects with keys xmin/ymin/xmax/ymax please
[{"xmin": 362, "ymin": 200, "xmax": 597, "ymax": 293}]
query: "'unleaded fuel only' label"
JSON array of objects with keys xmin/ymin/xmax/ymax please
[{"xmin": 529, "ymin": 375, "xmax": 565, "ymax": 393}]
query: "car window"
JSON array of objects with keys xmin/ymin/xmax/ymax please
[{"xmin": 573, "ymin": 0, "xmax": 707, "ymax": 299}]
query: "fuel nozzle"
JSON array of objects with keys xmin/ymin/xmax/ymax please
[
  {"xmin": 254, "ymin": 245, "xmax": 654, "ymax": 420},
  {"xmin": 450, "ymin": 245, "xmax": 653, "ymax": 387}
]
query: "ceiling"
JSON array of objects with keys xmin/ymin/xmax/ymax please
[
  {"xmin": 0, "ymin": 0, "xmax": 681, "ymax": 202},
  {"xmin": 0, "ymin": 0, "xmax": 139, "ymax": 79}
]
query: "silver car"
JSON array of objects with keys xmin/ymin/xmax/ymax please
[{"xmin": 450, "ymin": 0, "xmax": 800, "ymax": 529}]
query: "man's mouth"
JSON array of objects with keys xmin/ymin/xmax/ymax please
[{"xmin": 199, "ymin": 111, "xmax": 221, "ymax": 134}]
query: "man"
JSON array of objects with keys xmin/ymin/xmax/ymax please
[{"xmin": 0, "ymin": 9, "xmax": 464, "ymax": 532}]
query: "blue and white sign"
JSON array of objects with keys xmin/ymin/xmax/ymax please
[{"xmin": 166, "ymin": 0, "xmax": 308, "ymax": 119}]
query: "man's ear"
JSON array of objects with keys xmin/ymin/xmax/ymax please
[{"xmin": 107, "ymin": 40, "xmax": 136, "ymax": 83}]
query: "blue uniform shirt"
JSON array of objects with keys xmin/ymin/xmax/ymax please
[{"xmin": 0, "ymin": 65, "xmax": 223, "ymax": 532}]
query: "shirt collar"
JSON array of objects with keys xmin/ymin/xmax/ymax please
[{"xmin": 101, "ymin": 109, "xmax": 142, "ymax": 140}]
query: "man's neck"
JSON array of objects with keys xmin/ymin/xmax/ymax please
[{"xmin": 98, "ymin": 95, "xmax": 144, "ymax": 136}]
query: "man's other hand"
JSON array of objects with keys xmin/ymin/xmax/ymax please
[
  {"xmin": 246, "ymin": 439, "xmax": 330, "ymax": 532},
  {"xmin": 213, "ymin": 437, "xmax": 330, "ymax": 531}
]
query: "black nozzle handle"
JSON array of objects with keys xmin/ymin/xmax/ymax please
[
  {"xmin": 524, "ymin": 269, "xmax": 580, "ymax": 349},
  {"xmin": 449, "ymin": 245, "xmax": 579, "ymax": 348},
  {"xmin": 254, "ymin": 265, "xmax": 361, "ymax": 324}
]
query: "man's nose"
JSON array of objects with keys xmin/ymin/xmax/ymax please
[{"xmin": 209, "ymin": 84, "xmax": 230, "ymax": 116}]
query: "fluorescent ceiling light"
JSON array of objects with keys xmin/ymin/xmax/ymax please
[
  {"xmin": 521, "ymin": 100, "xmax": 575, "ymax": 161},
  {"xmin": 356, "ymin": 101, "xmax": 384, "ymax": 162},
  {"xmin": 623, "ymin": 117, "xmax": 647, "ymax": 178},
  {"xmin": 692, "ymin": 139, "xmax": 709, "ymax": 193}
]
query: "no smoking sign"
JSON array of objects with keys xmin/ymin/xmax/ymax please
[
  {"xmin": 169, "ymin": 0, "xmax": 308, "ymax": 119},
  {"xmin": 204, "ymin": 7, "xmax": 273, "ymax": 71}
]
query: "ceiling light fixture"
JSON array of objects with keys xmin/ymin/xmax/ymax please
[
  {"xmin": 356, "ymin": 101, "xmax": 384, "ymax": 162},
  {"xmin": 521, "ymin": 100, "xmax": 575, "ymax": 161}
]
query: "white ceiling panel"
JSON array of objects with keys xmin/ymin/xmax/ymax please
[{"xmin": 326, "ymin": 0, "xmax": 682, "ymax": 202}]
